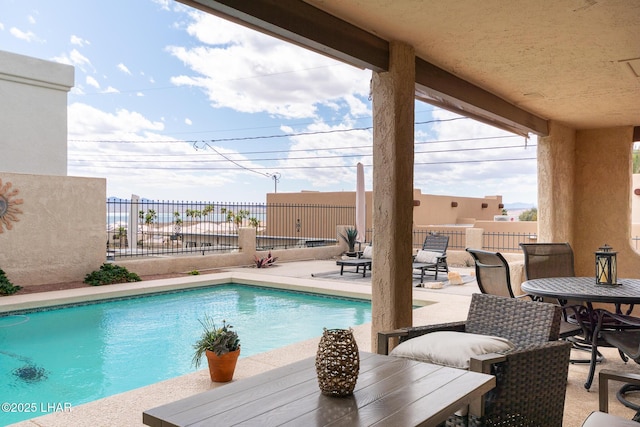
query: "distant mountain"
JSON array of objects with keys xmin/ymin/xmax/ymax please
[{"xmin": 504, "ymin": 202, "xmax": 536, "ymax": 210}]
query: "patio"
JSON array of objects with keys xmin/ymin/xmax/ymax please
[{"xmin": 5, "ymin": 259, "xmax": 640, "ymax": 427}]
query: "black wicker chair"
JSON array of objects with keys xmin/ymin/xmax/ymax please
[{"xmin": 378, "ymin": 293, "xmax": 571, "ymax": 427}]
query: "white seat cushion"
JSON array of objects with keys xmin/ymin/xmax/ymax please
[
  {"xmin": 582, "ymin": 411, "xmax": 639, "ymax": 427},
  {"xmin": 390, "ymin": 331, "xmax": 515, "ymax": 369},
  {"xmin": 362, "ymin": 245, "xmax": 373, "ymax": 259},
  {"xmin": 415, "ymin": 250, "xmax": 441, "ymax": 264}
]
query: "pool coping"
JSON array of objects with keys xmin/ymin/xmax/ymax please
[{"xmin": 0, "ymin": 271, "xmax": 436, "ymax": 314}]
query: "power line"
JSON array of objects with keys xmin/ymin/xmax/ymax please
[
  {"xmin": 67, "ymin": 117, "xmax": 469, "ymax": 144},
  {"xmin": 69, "ymin": 144, "xmax": 536, "ymax": 164},
  {"xmin": 69, "ymin": 135, "xmax": 524, "ymax": 159},
  {"xmin": 70, "ymin": 157, "xmax": 537, "ymax": 171}
]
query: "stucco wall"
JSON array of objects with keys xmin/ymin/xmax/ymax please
[
  {"xmin": 268, "ymin": 189, "xmax": 504, "ymax": 232},
  {"xmin": 412, "ymin": 192, "xmax": 503, "ymax": 225},
  {"xmin": 0, "ymin": 172, "xmax": 106, "ymax": 286},
  {"xmin": 633, "ymin": 174, "xmax": 640, "ymax": 225},
  {"xmin": 573, "ymin": 126, "xmax": 639, "ymax": 278},
  {"xmin": 538, "ymin": 121, "xmax": 576, "ymax": 243},
  {"xmin": 0, "ymin": 50, "xmax": 73, "ymax": 176}
]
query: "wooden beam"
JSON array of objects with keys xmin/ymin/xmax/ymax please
[
  {"xmin": 177, "ymin": 0, "xmax": 388, "ymax": 71},
  {"xmin": 177, "ymin": 0, "xmax": 549, "ymax": 136},
  {"xmin": 415, "ymin": 58, "xmax": 549, "ymax": 136}
]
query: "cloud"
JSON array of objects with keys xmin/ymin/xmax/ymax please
[
  {"xmin": 9, "ymin": 27, "xmax": 40, "ymax": 42},
  {"xmin": 28, "ymin": 15, "xmax": 36, "ymax": 24},
  {"xmin": 413, "ymin": 109, "xmax": 537, "ymax": 203},
  {"xmin": 66, "ymin": 102, "xmax": 270, "ymax": 200},
  {"xmin": 70, "ymin": 35, "xmax": 89, "ymax": 47},
  {"xmin": 86, "ymin": 76, "xmax": 100, "ymax": 89},
  {"xmin": 117, "ymin": 63, "xmax": 131, "ymax": 75},
  {"xmin": 68, "ymin": 103, "xmax": 165, "ymax": 136},
  {"xmin": 166, "ymin": 11, "xmax": 370, "ymax": 120},
  {"xmin": 185, "ymin": 118, "xmax": 192, "ymax": 125},
  {"xmin": 52, "ymin": 48, "xmax": 93, "ymax": 72},
  {"xmin": 152, "ymin": 0, "xmax": 171, "ymax": 11}
]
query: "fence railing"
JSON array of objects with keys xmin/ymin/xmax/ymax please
[
  {"xmin": 106, "ymin": 199, "xmax": 640, "ymax": 259},
  {"xmin": 412, "ymin": 229, "xmax": 467, "ymax": 251},
  {"xmin": 106, "ymin": 199, "xmax": 349, "ymax": 258}
]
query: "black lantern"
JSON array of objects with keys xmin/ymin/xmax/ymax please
[{"xmin": 595, "ymin": 244, "xmax": 617, "ymax": 286}]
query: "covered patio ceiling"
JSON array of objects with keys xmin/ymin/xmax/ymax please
[{"xmin": 178, "ymin": 0, "xmax": 639, "ymax": 138}]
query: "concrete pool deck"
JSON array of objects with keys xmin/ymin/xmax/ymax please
[{"xmin": 3, "ymin": 260, "xmax": 639, "ymax": 426}]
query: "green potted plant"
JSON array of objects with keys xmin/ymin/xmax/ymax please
[
  {"xmin": 192, "ymin": 317, "xmax": 240, "ymax": 382},
  {"xmin": 339, "ymin": 227, "xmax": 359, "ymax": 254}
]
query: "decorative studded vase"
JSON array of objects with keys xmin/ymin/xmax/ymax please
[{"xmin": 315, "ymin": 328, "xmax": 359, "ymax": 397}]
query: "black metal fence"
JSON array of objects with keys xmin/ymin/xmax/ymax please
[
  {"xmin": 483, "ymin": 231, "xmax": 540, "ymax": 252},
  {"xmin": 106, "ymin": 198, "xmax": 640, "ymax": 259},
  {"xmin": 106, "ymin": 199, "xmax": 349, "ymax": 258},
  {"xmin": 411, "ymin": 229, "xmax": 467, "ymax": 251}
]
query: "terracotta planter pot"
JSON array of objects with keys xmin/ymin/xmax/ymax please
[{"xmin": 205, "ymin": 348, "xmax": 240, "ymax": 382}]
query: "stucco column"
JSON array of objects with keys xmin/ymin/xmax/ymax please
[
  {"xmin": 537, "ymin": 121, "xmax": 576, "ymax": 243},
  {"xmin": 370, "ymin": 41, "xmax": 415, "ymax": 352},
  {"xmin": 573, "ymin": 126, "xmax": 638, "ymax": 277}
]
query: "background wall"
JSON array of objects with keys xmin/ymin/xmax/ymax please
[
  {"xmin": 268, "ymin": 189, "xmax": 504, "ymax": 231},
  {"xmin": 0, "ymin": 172, "xmax": 106, "ymax": 286}
]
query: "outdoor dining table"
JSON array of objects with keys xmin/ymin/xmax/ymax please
[
  {"xmin": 143, "ymin": 351, "xmax": 495, "ymax": 427},
  {"xmin": 521, "ymin": 276, "xmax": 640, "ymax": 390}
]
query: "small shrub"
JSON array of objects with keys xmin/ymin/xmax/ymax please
[
  {"xmin": 188, "ymin": 270, "xmax": 200, "ymax": 275},
  {"xmin": 84, "ymin": 263, "xmax": 141, "ymax": 286},
  {"xmin": 0, "ymin": 268, "xmax": 22, "ymax": 296}
]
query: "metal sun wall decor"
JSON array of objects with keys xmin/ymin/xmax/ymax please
[{"xmin": 0, "ymin": 179, "xmax": 23, "ymax": 233}]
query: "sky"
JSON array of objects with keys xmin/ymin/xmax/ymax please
[{"xmin": 0, "ymin": 0, "xmax": 538, "ymax": 207}]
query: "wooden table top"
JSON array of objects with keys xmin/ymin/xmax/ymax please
[{"xmin": 143, "ymin": 352, "xmax": 495, "ymax": 427}]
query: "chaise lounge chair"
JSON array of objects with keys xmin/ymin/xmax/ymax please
[
  {"xmin": 412, "ymin": 234, "xmax": 449, "ymax": 283},
  {"xmin": 336, "ymin": 245, "xmax": 372, "ymax": 278}
]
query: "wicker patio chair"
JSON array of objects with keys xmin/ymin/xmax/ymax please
[{"xmin": 378, "ymin": 293, "xmax": 571, "ymax": 427}]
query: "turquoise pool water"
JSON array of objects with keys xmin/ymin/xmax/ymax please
[{"xmin": 0, "ymin": 284, "xmax": 372, "ymax": 426}]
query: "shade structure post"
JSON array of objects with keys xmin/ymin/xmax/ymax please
[{"xmin": 355, "ymin": 162, "xmax": 366, "ymax": 243}]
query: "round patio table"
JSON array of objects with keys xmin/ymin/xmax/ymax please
[
  {"xmin": 521, "ymin": 277, "xmax": 640, "ymax": 390},
  {"xmin": 521, "ymin": 277, "xmax": 640, "ymax": 308}
]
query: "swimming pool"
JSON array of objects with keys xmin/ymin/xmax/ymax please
[{"xmin": 0, "ymin": 284, "xmax": 372, "ymax": 426}]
